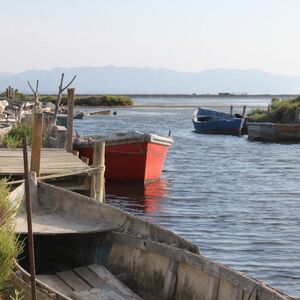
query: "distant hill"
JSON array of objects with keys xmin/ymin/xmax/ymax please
[{"xmin": 0, "ymin": 66, "xmax": 300, "ymax": 94}]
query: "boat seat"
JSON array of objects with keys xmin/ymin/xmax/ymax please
[{"xmin": 37, "ymin": 264, "xmax": 141, "ymax": 300}]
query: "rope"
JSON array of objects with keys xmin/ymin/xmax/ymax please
[
  {"xmin": 5, "ymin": 167, "xmax": 99, "ymax": 185},
  {"xmin": 248, "ymin": 285, "xmax": 260, "ymax": 300}
]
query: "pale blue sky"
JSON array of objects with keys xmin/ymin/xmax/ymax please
[{"xmin": 1, "ymin": 0, "xmax": 300, "ymax": 75}]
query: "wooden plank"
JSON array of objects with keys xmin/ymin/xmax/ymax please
[
  {"xmin": 73, "ymin": 266, "xmax": 105, "ymax": 288},
  {"xmin": 36, "ymin": 274, "xmax": 73, "ymax": 297},
  {"xmin": 0, "ymin": 148, "xmax": 90, "ymax": 176},
  {"xmin": 56, "ymin": 270, "xmax": 91, "ymax": 291},
  {"xmin": 88, "ymin": 265, "xmax": 141, "ymax": 299},
  {"xmin": 73, "ymin": 287, "xmax": 126, "ymax": 300}
]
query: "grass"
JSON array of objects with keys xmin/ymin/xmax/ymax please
[
  {"xmin": 247, "ymin": 96, "xmax": 300, "ymax": 123},
  {"xmin": 2, "ymin": 123, "xmax": 32, "ymax": 148},
  {"xmin": 0, "ymin": 180, "xmax": 23, "ymax": 293}
]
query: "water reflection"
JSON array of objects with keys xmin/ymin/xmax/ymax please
[{"xmin": 105, "ymin": 179, "xmax": 169, "ymax": 214}]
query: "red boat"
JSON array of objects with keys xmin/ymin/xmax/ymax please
[{"xmin": 73, "ymin": 131, "xmax": 173, "ymax": 182}]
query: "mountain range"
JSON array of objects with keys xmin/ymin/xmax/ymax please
[{"xmin": 0, "ymin": 66, "xmax": 300, "ymax": 94}]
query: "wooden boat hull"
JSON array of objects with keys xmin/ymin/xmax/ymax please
[
  {"xmin": 10, "ymin": 183, "xmax": 294, "ymax": 300},
  {"xmin": 192, "ymin": 108, "xmax": 244, "ymax": 135},
  {"xmin": 73, "ymin": 132, "xmax": 173, "ymax": 182},
  {"xmin": 193, "ymin": 118, "xmax": 244, "ymax": 135},
  {"xmin": 248, "ymin": 122, "xmax": 300, "ymax": 142},
  {"xmin": 74, "ymin": 141, "xmax": 170, "ymax": 182}
]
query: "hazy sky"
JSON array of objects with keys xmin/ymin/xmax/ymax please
[{"xmin": 1, "ymin": 0, "xmax": 300, "ymax": 75}]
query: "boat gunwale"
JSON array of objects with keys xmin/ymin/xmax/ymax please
[
  {"xmin": 12, "ymin": 182, "xmax": 200, "ymax": 254},
  {"xmin": 108, "ymin": 231, "xmax": 294, "ymax": 300}
]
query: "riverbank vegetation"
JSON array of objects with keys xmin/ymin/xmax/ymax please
[
  {"xmin": 248, "ymin": 96, "xmax": 300, "ymax": 123},
  {"xmin": 40, "ymin": 95, "xmax": 133, "ymax": 106},
  {"xmin": 2, "ymin": 123, "xmax": 32, "ymax": 148},
  {"xmin": 1, "ymin": 90, "xmax": 133, "ymax": 106},
  {"xmin": 0, "ymin": 180, "xmax": 23, "ymax": 294}
]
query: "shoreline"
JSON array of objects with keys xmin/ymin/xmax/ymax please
[{"xmin": 75, "ymin": 104, "xmax": 268, "ymax": 109}]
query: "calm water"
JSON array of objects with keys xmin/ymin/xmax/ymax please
[{"xmin": 74, "ymin": 97, "xmax": 300, "ymax": 298}]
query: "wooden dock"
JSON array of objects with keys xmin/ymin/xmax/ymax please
[{"xmin": 0, "ymin": 148, "xmax": 90, "ymax": 176}]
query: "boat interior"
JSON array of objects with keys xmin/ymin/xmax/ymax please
[{"xmin": 11, "ymin": 182, "xmax": 292, "ymax": 300}]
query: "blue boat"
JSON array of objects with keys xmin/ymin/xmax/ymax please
[{"xmin": 192, "ymin": 107, "xmax": 244, "ymax": 135}]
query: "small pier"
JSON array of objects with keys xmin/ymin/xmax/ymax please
[{"xmin": 0, "ymin": 148, "xmax": 90, "ymax": 176}]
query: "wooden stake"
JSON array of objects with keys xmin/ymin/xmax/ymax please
[
  {"xmin": 91, "ymin": 142, "xmax": 105, "ymax": 202},
  {"xmin": 242, "ymin": 105, "xmax": 246, "ymax": 119},
  {"xmin": 22, "ymin": 138, "xmax": 37, "ymax": 300},
  {"xmin": 30, "ymin": 112, "xmax": 43, "ymax": 177},
  {"xmin": 66, "ymin": 88, "xmax": 75, "ymax": 152},
  {"xmin": 295, "ymin": 107, "xmax": 300, "ymax": 123}
]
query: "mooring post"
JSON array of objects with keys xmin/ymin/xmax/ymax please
[
  {"xmin": 8, "ymin": 86, "xmax": 11, "ymax": 99},
  {"xmin": 230, "ymin": 105, "xmax": 233, "ymax": 116},
  {"xmin": 29, "ymin": 171, "xmax": 38, "ymax": 211},
  {"xmin": 66, "ymin": 88, "xmax": 75, "ymax": 152},
  {"xmin": 295, "ymin": 107, "xmax": 300, "ymax": 123},
  {"xmin": 91, "ymin": 142, "xmax": 105, "ymax": 202},
  {"xmin": 242, "ymin": 105, "xmax": 246, "ymax": 119},
  {"xmin": 30, "ymin": 112, "xmax": 43, "ymax": 177},
  {"xmin": 22, "ymin": 138, "xmax": 37, "ymax": 300}
]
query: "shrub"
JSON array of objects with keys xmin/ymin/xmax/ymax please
[
  {"xmin": 2, "ymin": 123, "xmax": 32, "ymax": 148},
  {"xmin": 0, "ymin": 180, "xmax": 23, "ymax": 292},
  {"xmin": 247, "ymin": 96, "xmax": 300, "ymax": 123}
]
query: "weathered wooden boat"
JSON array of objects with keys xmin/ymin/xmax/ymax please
[
  {"xmin": 192, "ymin": 108, "xmax": 244, "ymax": 135},
  {"xmin": 89, "ymin": 110, "xmax": 111, "ymax": 116},
  {"xmin": 248, "ymin": 122, "xmax": 300, "ymax": 142},
  {"xmin": 57, "ymin": 112, "xmax": 84, "ymax": 126},
  {"xmin": 10, "ymin": 182, "xmax": 294, "ymax": 299},
  {"xmin": 73, "ymin": 131, "xmax": 173, "ymax": 182}
]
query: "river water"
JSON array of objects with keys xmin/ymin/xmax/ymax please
[{"xmin": 74, "ymin": 97, "xmax": 300, "ymax": 298}]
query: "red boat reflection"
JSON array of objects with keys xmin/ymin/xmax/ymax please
[{"xmin": 105, "ymin": 179, "xmax": 169, "ymax": 214}]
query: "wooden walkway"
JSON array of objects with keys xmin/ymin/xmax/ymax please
[{"xmin": 0, "ymin": 148, "xmax": 90, "ymax": 176}]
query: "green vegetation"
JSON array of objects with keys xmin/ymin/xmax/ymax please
[
  {"xmin": 248, "ymin": 96, "xmax": 300, "ymax": 123},
  {"xmin": 2, "ymin": 123, "xmax": 32, "ymax": 148},
  {"xmin": 0, "ymin": 90, "xmax": 30, "ymax": 101},
  {"xmin": 0, "ymin": 180, "xmax": 23, "ymax": 293},
  {"xmin": 1, "ymin": 88, "xmax": 134, "ymax": 106},
  {"xmin": 39, "ymin": 95, "xmax": 133, "ymax": 106}
]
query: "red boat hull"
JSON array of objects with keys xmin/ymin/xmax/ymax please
[{"xmin": 74, "ymin": 142, "xmax": 170, "ymax": 182}]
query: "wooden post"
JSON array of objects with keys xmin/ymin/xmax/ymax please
[
  {"xmin": 30, "ymin": 112, "xmax": 43, "ymax": 177},
  {"xmin": 91, "ymin": 142, "xmax": 105, "ymax": 202},
  {"xmin": 230, "ymin": 105, "xmax": 233, "ymax": 116},
  {"xmin": 29, "ymin": 171, "xmax": 38, "ymax": 211},
  {"xmin": 295, "ymin": 107, "xmax": 300, "ymax": 123},
  {"xmin": 242, "ymin": 105, "xmax": 246, "ymax": 119},
  {"xmin": 66, "ymin": 88, "xmax": 75, "ymax": 152},
  {"xmin": 22, "ymin": 139, "xmax": 37, "ymax": 300}
]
